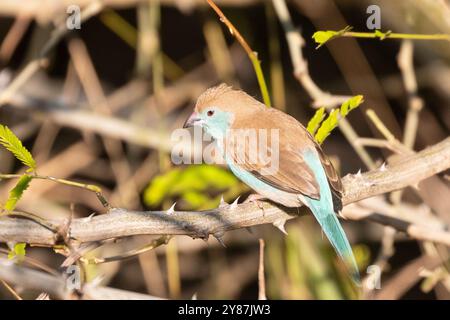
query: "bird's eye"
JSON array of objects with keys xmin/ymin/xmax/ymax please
[{"xmin": 207, "ymin": 110, "xmax": 214, "ymax": 117}]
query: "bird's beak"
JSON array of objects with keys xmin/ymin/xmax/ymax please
[{"xmin": 183, "ymin": 112, "xmax": 202, "ymax": 128}]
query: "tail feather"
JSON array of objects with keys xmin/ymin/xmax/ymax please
[
  {"xmin": 302, "ymin": 150, "xmax": 360, "ymax": 284},
  {"xmin": 304, "ymin": 197, "xmax": 360, "ymax": 284}
]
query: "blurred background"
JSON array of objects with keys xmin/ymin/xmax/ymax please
[{"xmin": 0, "ymin": 0, "xmax": 449, "ymax": 300}]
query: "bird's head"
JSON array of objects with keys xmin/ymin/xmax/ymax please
[{"xmin": 183, "ymin": 84, "xmax": 264, "ymax": 139}]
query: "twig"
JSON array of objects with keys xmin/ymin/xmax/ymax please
[
  {"xmin": 342, "ymin": 32, "xmax": 450, "ymax": 41},
  {"xmin": 271, "ymin": 0, "xmax": 375, "ymax": 169},
  {"xmin": 207, "ymin": 0, "xmax": 271, "ymax": 106},
  {"xmin": 0, "ymin": 248, "xmax": 58, "ymax": 276},
  {"xmin": 5, "ymin": 210, "xmax": 58, "ymax": 232},
  {"xmin": 313, "ymin": 27, "xmax": 450, "ymax": 48},
  {"xmin": 374, "ymin": 254, "xmax": 444, "ymax": 300},
  {"xmin": 81, "ymin": 235, "xmax": 171, "ymax": 265},
  {"xmin": 266, "ymin": 2, "xmax": 285, "ymax": 110},
  {"xmin": 0, "ymin": 15, "xmax": 31, "ymax": 64},
  {"xmin": 397, "ymin": 40, "xmax": 424, "ymax": 149},
  {"xmin": 0, "ymin": 257, "xmax": 162, "ymax": 300},
  {"xmin": 258, "ymin": 238, "xmax": 267, "ymax": 300},
  {"xmin": 1, "ymin": 279, "xmax": 22, "ymax": 300},
  {"xmin": 0, "ymin": 1, "xmax": 103, "ymax": 108},
  {"xmin": 0, "ymin": 59, "xmax": 47, "ymax": 107},
  {"xmin": 0, "ymin": 173, "xmax": 110, "ymax": 209},
  {"xmin": 0, "ymin": 137, "xmax": 449, "ymax": 246},
  {"xmin": 203, "ymin": 17, "xmax": 235, "ymax": 83},
  {"xmin": 272, "ymin": 0, "xmax": 329, "ymax": 103},
  {"xmin": 354, "ymin": 138, "xmax": 411, "ymax": 155},
  {"xmin": 8, "ymin": 99, "xmax": 173, "ymax": 151},
  {"xmin": 366, "ymin": 109, "xmax": 397, "ymax": 142}
]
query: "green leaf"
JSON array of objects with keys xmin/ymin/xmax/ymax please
[
  {"xmin": 143, "ymin": 165, "xmax": 239, "ymax": 209},
  {"xmin": 307, "ymin": 107, "xmax": 326, "ymax": 135},
  {"xmin": 0, "ymin": 125, "xmax": 36, "ymax": 170},
  {"xmin": 8, "ymin": 243, "xmax": 26, "ymax": 261},
  {"xmin": 4, "ymin": 175, "xmax": 33, "ymax": 211},
  {"xmin": 315, "ymin": 109, "xmax": 340, "ymax": 144},
  {"xmin": 311, "ymin": 95, "xmax": 364, "ymax": 144},
  {"xmin": 312, "ymin": 31, "xmax": 338, "ymax": 48},
  {"xmin": 143, "ymin": 169, "xmax": 181, "ymax": 207},
  {"xmin": 340, "ymin": 95, "xmax": 363, "ymax": 117},
  {"xmin": 181, "ymin": 190, "xmax": 209, "ymax": 209},
  {"xmin": 312, "ymin": 26, "xmax": 353, "ymax": 49}
]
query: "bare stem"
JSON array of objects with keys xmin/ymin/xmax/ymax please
[
  {"xmin": 0, "ymin": 173, "xmax": 110, "ymax": 209},
  {"xmin": 207, "ymin": 0, "xmax": 271, "ymax": 106}
]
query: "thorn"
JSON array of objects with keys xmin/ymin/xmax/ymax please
[
  {"xmin": 273, "ymin": 219, "xmax": 288, "ymax": 235},
  {"xmin": 355, "ymin": 169, "xmax": 362, "ymax": 177},
  {"xmin": 411, "ymin": 183, "xmax": 420, "ymax": 191},
  {"xmin": 84, "ymin": 212, "xmax": 96, "ymax": 222},
  {"xmin": 214, "ymin": 232, "xmax": 227, "ymax": 248},
  {"xmin": 166, "ymin": 202, "xmax": 176, "ymax": 215},
  {"xmin": 191, "ymin": 293, "xmax": 198, "ymax": 300},
  {"xmin": 379, "ymin": 162, "xmax": 387, "ymax": 171},
  {"xmin": 229, "ymin": 196, "xmax": 240, "ymax": 210},
  {"xmin": 6, "ymin": 241, "xmax": 15, "ymax": 251},
  {"xmin": 215, "ymin": 236, "xmax": 226, "ymax": 248},
  {"xmin": 219, "ymin": 195, "xmax": 228, "ymax": 208}
]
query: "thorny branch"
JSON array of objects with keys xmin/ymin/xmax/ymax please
[
  {"xmin": 0, "ymin": 257, "xmax": 162, "ymax": 300},
  {"xmin": 0, "ymin": 137, "xmax": 449, "ymax": 246}
]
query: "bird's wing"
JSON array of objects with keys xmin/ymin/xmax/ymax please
[
  {"xmin": 315, "ymin": 145, "xmax": 343, "ymax": 197},
  {"xmin": 229, "ymin": 108, "xmax": 325, "ymax": 200}
]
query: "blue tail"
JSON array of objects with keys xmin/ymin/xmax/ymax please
[{"xmin": 303, "ymin": 150, "xmax": 360, "ymax": 285}]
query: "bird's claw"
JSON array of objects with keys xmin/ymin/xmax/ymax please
[{"xmin": 244, "ymin": 194, "xmax": 267, "ymax": 215}]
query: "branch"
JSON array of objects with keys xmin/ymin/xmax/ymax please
[
  {"xmin": 207, "ymin": 0, "xmax": 271, "ymax": 106},
  {"xmin": 397, "ymin": 40, "xmax": 424, "ymax": 149},
  {"xmin": 271, "ymin": 0, "xmax": 375, "ymax": 169},
  {"xmin": 0, "ymin": 258, "xmax": 162, "ymax": 300},
  {"xmin": 0, "ymin": 137, "xmax": 449, "ymax": 246}
]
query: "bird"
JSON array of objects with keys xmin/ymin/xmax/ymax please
[{"xmin": 183, "ymin": 84, "xmax": 359, "ymax": 284}]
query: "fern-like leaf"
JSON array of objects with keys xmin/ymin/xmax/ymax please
[
  {"xmin": 340, "ymin": 95, "xmax": 364, "ymax": 117},
  {"xmin": 4, "ymin": 175, "xmax": 32, "ymax": 211},
  {"xmin": 315, "ymin": 109, "xmax": 340, "ymax": 144},
  {"xmin": 311, "ymin": 95, "xmax": 364, "ymax": 144},
  {"xmin": 0, "ymin": 125, "xmax": 36, "ymax": 171},
  {"xmin": 307, "ymin": 107, "xmax": 326, "ymax": 135}
]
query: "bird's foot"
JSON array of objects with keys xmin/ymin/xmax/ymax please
[{"xmin": 244, "ymin": 194, "xmax": 267, "ymax": 215}]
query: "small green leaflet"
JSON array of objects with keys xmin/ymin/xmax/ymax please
[
  {"xmin": 311, "ymin": 95, "xmax": 364, "ymax": 144},
  {"xmin": 0, "ymin": 125, "xmax": 36, "ymax": 171},
  {"xmin": 307, "ymin": 107, "xmax": 326, "ymax": 135},
  {"xmin": 340, "ymin": 95, "xmax": 363, "ymax": 117},
  {"xmin": 8, "ymin": 243, "xmax": 26, "ymax": 261},
  {"xmin": 4, "ymin": 175, "xmax": 32, "ymax": 211},
  {"xmin": 312, "ymin": 26, "xmax": 353, "ymax": 49},
  {"xmin": 312, "ymin": 30, "xmax": 338, "ymax": 48},
  {"xmin": 315, "ymin": 109, "xmax": 340, "ymax": 144}
]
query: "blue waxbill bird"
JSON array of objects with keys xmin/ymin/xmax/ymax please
[{"xmin": 183, "ymin": 84, "xmax": 359, "ymax": 283}]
